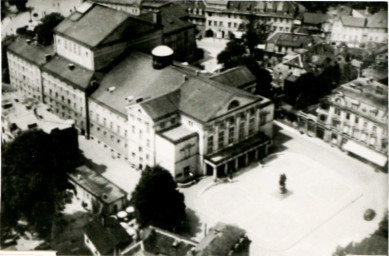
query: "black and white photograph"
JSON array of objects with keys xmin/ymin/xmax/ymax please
[{"xmin": 0, "ymin": 0, "xmax": 388, "ymax": 255}]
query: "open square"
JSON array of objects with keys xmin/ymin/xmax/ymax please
[{"xmin": 182, "ymin": 123, "xmax": 387, "ymax": 256}]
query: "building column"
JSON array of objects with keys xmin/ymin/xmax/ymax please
[
  {"xmin": 235, "ymin": 158, "xmax": 239, "ymax": 170},
  {"xmin": 224, "ymin": 163, "xmax": 228, "ymax": 176},
  {"xmin": 254, "ymin": 148, "xmax": 259, "ymax": 160},
  {"xmin": 213, "ymin": 165, "xmax": 217, "ymax": 179},
  {"xmin": 245, "ymin": 153, "xmax": 249, "ymax": 166}
]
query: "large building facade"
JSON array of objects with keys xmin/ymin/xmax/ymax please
[
  {"xmin": 7, "ymin": 2, "xmax": 274, "ymax": 181},
  {"xmin": 297, "ymin": 77, "xmax": 388, "ymax": 168},
  {"xmin": 204, "ymin": 1, "xmax": 305, "ymax": 39}
]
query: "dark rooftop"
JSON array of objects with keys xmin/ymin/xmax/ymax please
[
  {"xmin": 90, "ymin": 51, "xmax": 184, "ymax": 116},
  {"xmin": 55, "ymin": 4, "xmax": 130, "ymax": 47},
  {"xmin": 7, "ymin": 39, "xmax": 54, "ymax": 66},
  {"xmin": 140, "ymin": 90, "xmax": 180, "ymax": 121},
  {"xmin": 83, "ymin": 217, "xmax": 132, "ymax": 254},
  {"xmin": 367, "ymin": 10, "xmax": 388, "ymax": 28},
  {"xmin": 43, "ymin": 55, "xmax": 94, "ymax": 91},
  {"xmin": 303, "ymin": 12, "xmax": 329, "ymax": 25},
  {"xmin": 209, "ymin": 66, "xmax": 256, "ymax": 89},
  {"xmin": 91, "ymin": 0, "xmax": 141, "ymax": 6},
  {"xmin": 68, "ymin": 165, "xmax": 127, "ymax": 204},
  {"xmin": 267, "ymin": 32, "xmax": 324, "ymax": 49},
  {"xmin": 340, "ymin": 15, "xmax": 366, "ymax": 27},
  {"xmin": 194, "ymin": 222, "xmax": 248, "ymax": 256}
]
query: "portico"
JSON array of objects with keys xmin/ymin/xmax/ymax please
[{"xmin": 204, "ymin": 132, "xmax": 272, "ymax": 179}]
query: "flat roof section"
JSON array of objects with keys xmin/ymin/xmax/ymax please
[{"xmin": 159, "ymin": 125, "xmax": 197, "ymax": 144}]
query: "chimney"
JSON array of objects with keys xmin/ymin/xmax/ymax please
[
  {"xmin": 68, "ymin": 63, "xmax": 75, "ymax": 70},
  {"xmin": 45, "ymin": 54, "xmax": 52, "ymax": 62},
  {"xmin": 152, "ymin": 10, "xmax": 161, "ymax": 25}
]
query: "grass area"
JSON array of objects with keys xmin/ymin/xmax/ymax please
[{"xmin": 50, "ymin": 211, "xmax": 93, "ymax": 255}]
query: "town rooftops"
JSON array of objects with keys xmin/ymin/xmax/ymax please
[
  {"xmin": 90, "ymin": 0, "xmax": 141, "ymax": 6},
  {"xmin": 335, "ymin": 77, "xmax": 388, "ymax": 110},
  {"xmin": 83, "ymin": 217, "xmax": 133, "ymax": 255},
  {"xmin": 7, "ymin": 39, "xmax": 54, "ymax": 66},
  {"xmin": 367, "ymin": 10, "xmax": 388, "ymax": 28},
  {"xmin": 193, "ymin": 222, "xmax": 248, "ymax": 256},
  {"xmin": 267, "ymin": 32, "xmax": 323, "ymax": 49},
  {"xmin": 90, "ymin": 51, "xmax": 184, "ymax": 116},
  {"xmin": 209, "ymin": 66, "xmax": 256, "ymax": 89},
  {"xmin": 68, "ymin": 165, "xmax": 127, "ymax": 204},
  {"xmin": 303, "ymin": 12, "xmax": 330, "ymax": 25},
  {"xmin": 55, "ymin": 4, "xmax": 130, "ymax": 47},
  {"xmin": 339, "ymin": 15, "xmax": 366, "ymax": 27},
  {"xmin": 123, "ymin": 226, "xmax": 197, "ymax": 256},
  {"xmin": 159, "ymin": 125, "xmax": 198, "ymax": 144},
  {"xmin": 43, "ymin": 55, "xmax": 94, "ymax": 91}
]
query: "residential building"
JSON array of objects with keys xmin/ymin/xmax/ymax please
[
  {"xmin": 84, "ymin": 217, "xmax": 134, "ymax": 256},
  {"xmin": 330, "ymin": 10, "xmax": 387, "ymax": 47},
  {"xmin": 297, "ymin": 77, "xmax": 388, "ymax": 168},
  {"xmin": 300, "ymin": 12, "xmax": 331, "ymax": 39},
  {"xmin": 182, "ymin": 0, "xmax": 207, "ymax": 35},
  {"xmin": 89, "ymin": 0, "xmax": 141, "ymax": 16},
  {"xmin": 7, "ymin": 40, "xmax": 53, "ymax": 101},
  {"xmin": 204, "ymin": 1, "xmax": 305, "ymax": 39},
  {"xmin": 191, "ymin": 222, "xmax": 250, "ymax": 256},
  {"xmin": 266, "ymin": 31, "xmax": 324, "ymax": 56},
  {"xmin": 68, "ymin": 165, "xmax": 128, "ymax": 214}
]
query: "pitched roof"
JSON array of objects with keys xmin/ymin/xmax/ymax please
[
  {"xmin": 178, "ymin": 77, "xmax": 260, "ymax": 122},
  {"xmin": 303, "ymin": 12, "xmax": 329, "ymax": 25},
  {"xmin": 209, "ymin": 66, "xmax": 256, "ymax": 89},
  {"xmin": 340, "ymin": 15, "xmax": 366, "ymax": 27},
  {"xmin": 68, "ymin": 165, "xmax": 127, "ymax": 204},
  {"xmin": 139, "ymin": 90, "xmax": 180, "ymax": 121},
  {"xmin": 367, "ymin": 10, "xmax": 388, "ymax": 28},
  {"xmin": 83, "ymin": 217, "xmax": 133, "ymax": 254},
  {"xmin": 7, "ymin": 39, "xmax": 54, "ymax": 66},
  {"xmin": 90, "ymin": 51, "xmax": 184, "ymax": 116},
  {"xmin": 267, "ymin": 32, "xmax": 324, "ymax": 49},
  {"xmin": 194, "ymin": 222, "xmax": 247, "ymax": 256},
  {"xmin": 90, "ymin": 0, "xmax": 141, "ymax": 6},
  {"xmin": 43, "ymin": 55, "xmax": 94, "ymax": 91},
  {"xmin": 55, "ymin": 4, "xmax": 130, "ymax": 47}
]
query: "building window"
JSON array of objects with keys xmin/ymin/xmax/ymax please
[
  {"xmin": 346, "ymin": 113, "xmax": 350, "ymax": 120},
  {"xmin": 208, "ymin": 20, "xmax": 212, "ymax": 26},
  {"xmin": 132, "ymin": 125, "xmax": 135, "ymax": 133},
  {"xmin": 218, "ymin": 130, "xmax": 224, "ymax": 148},
  {"xmin": 183, "ymin": 166, "xmax": 190, "ymax": 176},
  {"xmin": 160, "ymin": 122, "xmax": 165, "ymax": 129},
  {"xmin": 239, "ymin": 122, "xmax": 245, "ymax": 140},
  {"xmin": 207, "ymin": 135, "xmax": 214, "ymax": 153},
  {"xmin": 139, "ymin": 146, "xmax": 142, "ymax": 152},
  {"xmin": 334, "ymin": 108, "xmax": 340, "ymax": 115},
  {"xmin": 260, "ymin": 113, "xmax": 267, "ymax": 126},
  {"xmin": 228, "ymin": 126, "xmax": 234, "ymax": 144},
  {"xmin": 139, "ymin": 130, "xmax": 142, "ymax": 139},
  {"xmin": 146, "ymin": 139, "xmax": 150, "ymax": 147},
  {"xmin": 117, "ymin": 125, "xmax": 120, "ymax": 133},
  {"xmin": 249, "ymin": 117, "xmax": 255, "ymax": 135},
  {"xmin": 103, "ymin": 118, "xmax": 106, "ymax": 126}
]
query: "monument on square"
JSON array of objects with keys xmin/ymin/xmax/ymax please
[{"xmin": 279, "ymin": 173, "xmax": 287, "ymax": 194}]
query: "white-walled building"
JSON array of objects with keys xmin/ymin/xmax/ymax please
[{"xmin": 204, "ymin": 1, "xmax": 305, "ymax": 39}]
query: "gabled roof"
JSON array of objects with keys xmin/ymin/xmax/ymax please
[
  {"xmin": 7, "ymin": 39, "xmax": 54, "ymax": 66},
  {"xmin": 340, "ymin": 15, "xmax": 366, "ymax": 27},
  {"xmin": 209, "ymin": 66, "xmax": 256, "ymax": 89},
  {"xmin": 139, "ymin": 90, "xmax": 180, "ymax": 121},
  {"xmin": 43, "ymin": 55, "xmax": 94, "ymax": 91},
  {"xmin": 83, "ymin": 217, "xmax": 133, "ymax": 254},
  {"xmin": 267, "ymin": 32, "xmax": 324, "ymax": 49},
  {"xmin": 303, "ymin": 12, "xmax": 329, "ymax": 25},
  {"xmin": 367, "ymin": 10, "xmax": 387, "ymax": 28},
  {"xmin": 194, "ymin": 222, "xmax": 248, "ymax": 256},
  {"xmin": 90, "ymin": 0, "xmax": 141, "ymax": 6},
  {"xmin": 55, "ymin": 4, "xmax": 130, "ymax": 47}
]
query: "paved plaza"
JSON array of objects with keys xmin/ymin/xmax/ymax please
[{"xmin": 181, "ymin": 122, "xmax": 388, "ymax": 256}]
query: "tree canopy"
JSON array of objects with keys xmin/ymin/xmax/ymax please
[
  {"xmin": 34, "ymin": 13, "xmax": 64, "ymax": 46},
  {"xmin": 131, "ymin": 166, "xmax": 186, "ymax": 231},
  {"xmin": 8, "ymin": 0, "xmax": 28, "ymax": 12},
  {"xmin": 1, "ymin": 129, "xmax": 80, "ymax": 238},
  {"xmin": 217, "ymin": 16, "xmax": 273, "ymax": 97}
]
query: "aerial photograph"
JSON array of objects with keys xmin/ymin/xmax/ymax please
[{"xmin": 0, "ymin": 0, "xmax": 388, "ymax": 255}]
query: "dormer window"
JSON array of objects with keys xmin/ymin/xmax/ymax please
[{"xmin": 228, "ymin": 100, "xmax": 240, "ymax": 110}]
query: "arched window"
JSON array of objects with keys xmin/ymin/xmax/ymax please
[{"xmin": 228, "ymin": 100, "xmax": 240, "ymax": 110}]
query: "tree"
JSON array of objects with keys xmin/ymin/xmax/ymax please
[
  {"xmin": 217, "ymin": 16, "xmax": 273, "ymax": 97},
  {"xmin": 131, "ymin": 166, "xmax": 186, "ymax": 231},
  {"xmin": 34, "ymin": 13, "xmax": 64, "ymax": 46},
  {"xmin": 1, "ymin": 129, "xmax": 80, "ymax": 239}
]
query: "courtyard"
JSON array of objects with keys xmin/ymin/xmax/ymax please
[{"xmin": 181, "ymin": 122, "xmax": 388, "ymax": 256}]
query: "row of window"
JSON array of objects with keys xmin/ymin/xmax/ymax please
[{"xmin": 60, "ymin": 37, "xmax": 89, "ymax": 57}]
